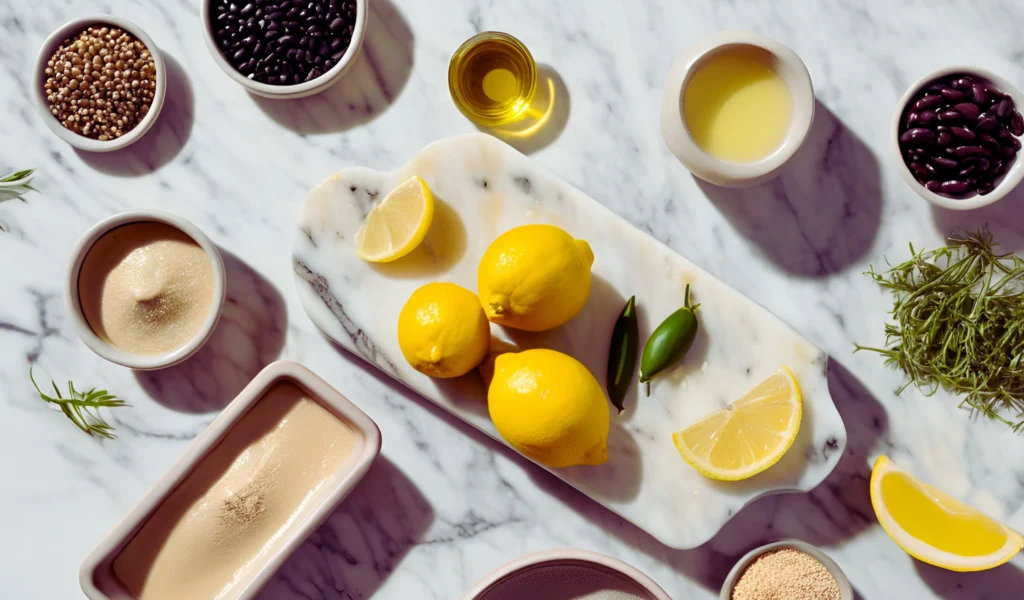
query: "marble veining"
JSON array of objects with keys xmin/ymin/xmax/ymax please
[
  {"xmin": 293, "ymin": 133, "xmax": 848, "ymax": 549},
  {"xmin": 4, "ymin": 0, "xmax": 1024, "ymax": 598}
]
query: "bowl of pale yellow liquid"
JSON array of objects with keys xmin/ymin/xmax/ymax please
[
  {"xmin": 449, "ymin": 31, "xmax": 538, "ymax": 127},
  {"xmin": 660, "ymin": 30, "xmax": 815, "ymax": 187}
]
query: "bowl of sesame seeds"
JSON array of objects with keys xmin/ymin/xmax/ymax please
[
  {"xmin": 33, "ymin": 16, "xmax": 166, "ymax": 152},
  {"xmin": 720, "ymin": 540, "xmax": 854, "ymax": 600}
]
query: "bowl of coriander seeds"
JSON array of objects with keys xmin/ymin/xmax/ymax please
[{"xmin": 33, "ymin": 16, "xmax": 166, "ymax": 152}]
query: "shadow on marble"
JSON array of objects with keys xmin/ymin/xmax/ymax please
[
  {"xmin": 931, "ymin": 181, "xmax": 1024, "ymax": 253},
  {"xmin": 135, "ymin": 249, "xmax": 286, "ymax": 413},
  {"xmin": 256, "ymin": 456, "xmax": 434, "ymax": 600},
  {"xmin": 475, "ymin": 64, "xmax": 571, "ymax": 155},
  {"xmin": 698, "ymin": 100, "xmax": 882, "ymax": 277},
  {"xmin": 915, "ymin": 559, "xmax": 1024, "ymax": 600},
  {"xmin": 251, "ymin": 0, "xmax": 413, "ymax": 134},
  {"xmin": 75, "ymin": 53, "xmax": 195, "ymax": 176}
]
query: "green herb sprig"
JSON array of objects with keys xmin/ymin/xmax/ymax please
[
  {"xmin": 0, "ymin": 168, "xmax": 36, "ymax": 197},
  {"xmin": 30, "ymin": 368, "xmax": 128, "ymax": 439},
  {"xmin": 856, "ymin": 228, "xmax": 1024, "ymax": 431}
]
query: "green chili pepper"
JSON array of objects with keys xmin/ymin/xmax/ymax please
[
  {"xmin": 639, "ymin": 285, "xmax": 699, "ymax": 396},
  {"xmin": 606, "ymin": 296, "xmax": 638, "ymax": 413}
]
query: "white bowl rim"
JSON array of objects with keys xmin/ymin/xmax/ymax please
[
  {"xmin": 459, "ymin": 548, "xmax": 672, "ymax": 600},
  {"xmin": 660, "ymin": 29, "xmax": 816, "ymax": 188},
  {"xmin": 890, "ymin": 65, "xmax": 1024, "ymax": 211},
  {"xmin": 65, "ymin": 210, "xmax": 227, "ymax": 371},
  {"xmin": 719, "ymin": 539, "xmax": 854, "ymax": 600},
  {"xmin": 32, "ymin": 15, "xmax": 167, "ymax": 153},
  {"xmin": 199, "ymin": 0, "xmax": 367, "ymax": 98}
]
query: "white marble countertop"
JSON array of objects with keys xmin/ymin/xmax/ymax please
[{"xmin": 3, "ymin": 0, "xmax": 1024, "ymax": 598}]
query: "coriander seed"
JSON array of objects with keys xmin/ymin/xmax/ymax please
[{"xmin": 42, "ymin": 25, "xmax": 157, "ymax": 141}]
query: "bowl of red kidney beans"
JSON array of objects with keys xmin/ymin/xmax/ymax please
[
  {"xmin": 202, "ymin": 0, "xmax": 365, "ymax": 99},
  {"xmin": 893, "ymin": 66, "xmax": 1024, "ymax": 210}
]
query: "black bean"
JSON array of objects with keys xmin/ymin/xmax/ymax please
[
  {"xmin": 959, "ymin": 165, "xmax": 976, "ymax": 177},
  {"xmin": 938, "ymin": 109, "xmax": 963, "ymax": 122},
  {"xmin": 330, "ymin": 37, "xmax": 345, "ymax": 51},
  {"xmin": 229, "ymin": 2, "xmax": 240, "ymax": 13},
  {"xmin": 305, "ymin": 49, "xmax": 314, "ymax": 62},
  {"xmin": 1001, "ymin": 146, "xmax": 1017, "ymax": 159},
  {"xmin": 268, "ymin": 11, "xmax": 285, "ymax": 20},
  {"xmin": 329, "ymin": 17, "xmax": 345, "ymax": 31},
  {"xmin": 941, "ymin": 180, "xmax": 970, "ymax": 195},
  {"xmin": 978, "ymin": 133, "xmax": 1000, "ymax": 151},
  {"xmin": 937, "ymin": 131, "xmax": 952, "ymax": 145},
  {"xmin": 323, "ymin": 58, "xmax": 334, "ymax": 70},
  {"xmin": 978, "ymin": 182, "xmax": 996, "ymax": 195},
  {"xmin": 287, "ymin": 7, "xmax": 300, "ymax": 18},
  {"xmin": 940, "ymin": 88, "xmax": 965, "ymax": 102},
  {"xmin": 934, "ymin": 156, "xmax": 959, "ymax": 169},
  {"xmin": 318, "ymin": 40, "xmax": 330, "ymax": 56},
  {"xmin": 279, "ymin": 74, "xmax": 290, "ymax": 84},
  {"xmin": 1011, "ymin": 137, "xmax": 1023, "ymax": 151},
  {"xmin": 949, "ymin": 126, "xmax": 975, "ymax": 142},
  {"xmin": 277, "ymin": 34, "xmax": 296, "ymax": 45},
  {"xmin": 240, "ymin": 2, "xmax": 255, "ymax": 16},
  {"xmin": 955, "ymin": 102, "xmax": 980, "ymax": 122},
  {"xmin": 901, "ymin": 128, "xmax": 936, "ymax": 145},
  {"xmin": 925, "ymin": 180, "xmax": 943, "ymax": 193},
  {"xmin": 233, "ymin": 47, "xmax": 249, "ymax": 62},
  {"xmin": 300, "ymin": 35, "xmax": 311, "ymax": 47},
  {"xmin": 306, "ymin": 67, "xmax": 323, "ymax": 81},
  {"xmin": 954, "ymin": 76, "xmax": 973, "ymax": 89}
]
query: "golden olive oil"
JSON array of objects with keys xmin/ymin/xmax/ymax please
[
  {"xmin": 449, "ymin": 32, "xmax": 538, "ymax": 127},
  {"xmin": 683, "ymin": 46, "xmax": 793, "ymax": 163}
]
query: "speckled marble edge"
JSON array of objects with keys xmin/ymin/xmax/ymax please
[{"xmin": 291, "ymin": 133, "xmax": 848, "ymax": 549}]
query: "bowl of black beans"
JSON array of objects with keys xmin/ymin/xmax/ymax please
[
  {"xmin": 893, "ymin": 66, "xmax": 1024, "ymax": 210},
  {"xmin": 203, "ymin": 0, "xmax": 365, "ymax": 99}
]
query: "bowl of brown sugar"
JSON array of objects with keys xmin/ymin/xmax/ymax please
[
  {"xmin": 33, "ymin": 15, "xmax": 166, "ymax": 152},
  {"xmin": 720, "ymin": 540, "xmax": 853, "ymax": 600}
]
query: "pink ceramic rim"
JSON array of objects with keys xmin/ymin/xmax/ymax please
[{"xmin": 460, "ymin": 548, "xmax": 672, "ymax": 600}]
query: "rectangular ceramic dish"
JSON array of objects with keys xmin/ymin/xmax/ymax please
[{"xmin": 79, "ymin": 360, "xmax": 382, "ymax": 600}]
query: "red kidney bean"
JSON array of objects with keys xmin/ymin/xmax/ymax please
[
  {"xmin": 901, "ymin": 128, "xmax": 936, "ymax": 144},
  {"xmin": 955, "ymin": 103, "xmax": 981, "ymax": 122},
  {"xmin": 996, "ymin": 98, "xmax": 1015, "ymax": 118},
  {"xmin": 950, "ymin": 127, "xmax": 976, "ymax": 141},
  {"xmin": 899, "ymin": 73, "xmax": 1021, "ymax": 199},
  {"xmin": 941, "ymin": 180, "xmax": 970, "ymax": 195},
  {"xmin": 941, "ymin": 88, "xmax": 965, "ymax": 102}
]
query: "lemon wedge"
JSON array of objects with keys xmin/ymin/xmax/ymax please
[
  {"xmin": 672, "ymin": 367, "xmax": 801, "ymax": 481},
  {"xmin": 870, "ymin": 455, "xmax": 1023, "ymax": 571},
  {"xmin": 354, "ymin": 175, "xmax": 434, "ymax": 262}
]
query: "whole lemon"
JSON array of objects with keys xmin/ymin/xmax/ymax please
[
  {"xmin": 397, "ymin": 282, "xmax": 490, "ymax": 378},
  {"xmin": 488, "ymin": 348, "xmax": 609, "ymax": 468},
  {"xmin": 477, "ymin": 224, "xmax": 594, "ymax": 332}
]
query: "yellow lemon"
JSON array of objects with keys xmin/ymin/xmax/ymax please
[
  {"xmin": 477, "ymin": 224, "xmax": 594, "ymax": 332},
  {"xmin": 870, "ymin": 455, "xmax": 1023, "ymax": 571},
  {"xmin": 397, "ymin": 282, "xmax": 490, "ymax": 378},
  {"xmin": 355, "ymin": 176, "xmax": 434, "ymax": 262},
  {"xmin": 488, "ymin": 348, "xmax": 609, "ymax": 468},
  {"xmin": 672, "ymin": 367, "xmax": 801, "ymax": 481}
]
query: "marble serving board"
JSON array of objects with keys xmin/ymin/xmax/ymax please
[{"xmin": 292, "ymin": 133, "xmax": 847, "ymax": 549}]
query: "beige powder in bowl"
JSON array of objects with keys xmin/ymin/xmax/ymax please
[
  {"xmin": 78, "ymin": 221, "xmax": 214, "ymax": 355},
  {"xmin": 731, "ymin": 548, "xmax": 841, "ymax": 600}
]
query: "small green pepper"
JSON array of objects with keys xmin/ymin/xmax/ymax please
[
  {"xmin": 639, "ymin": 285, "xmax": 699, "ymax": 396},
  {"xmin": 606, "ymin": 296, "xmax": 639, "ymax": 413}
]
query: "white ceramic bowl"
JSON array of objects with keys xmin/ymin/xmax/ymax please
[
  {"xmin": 33, "ymin": 16, "xmax": 167, "ymax": 152},
  {"xmin": 660, "ymin": 30, "xmax": 815, "ymax": 188},
  {"xmin": 200, "ymin": 0, "xmax": 366, "ymax": 99},
  {"xmin": 720, "ymin": 539, "xmax": 853, "ymax": 600},
  {"xmin": 80, "ymin": 360, "xmax": 383, "ymax": 600},
  {"xmin": 891, "ymin": 66, "xmax": 1024, "ymax": 211},
  {"xmin": 461, "ymin": 549, "xmax": 672, "ymax": 600},
  {"xmin": 65, "ymin": 210, "xmax": 226, "ymax": 370}
]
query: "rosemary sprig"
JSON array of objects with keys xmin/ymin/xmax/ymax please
[
  {"xmin": 856, "ymin": 228, "xmax": 1024, "ymax": 431},
  {"xmin": 30, "ymin": 368, "xmax": 129, "ymax": 439},
  {"xmin": 0, "ymin": 168, "xmax": 36, "ymax": 196}
]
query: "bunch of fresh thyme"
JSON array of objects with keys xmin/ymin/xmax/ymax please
[{"xmin": 856, "ymin": 228, "xmax": 1024, "ymax": 431}]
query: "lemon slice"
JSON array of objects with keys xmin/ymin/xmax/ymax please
[
  {"xmin": 354, "ymin": 176, "xmax": 434, "ymax": 262},
  {"xmin": 870, "ymin": 455, "xmax": 1023, "ymax": 571},
  {"xmin": 672, "ymin": 367, "xmax": 801, "ymax": 481}
]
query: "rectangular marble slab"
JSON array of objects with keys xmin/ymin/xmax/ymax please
[{"xmin": 292, "ymin": 133, "xmax": 847, "ymax": 549}]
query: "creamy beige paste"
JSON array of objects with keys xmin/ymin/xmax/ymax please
[
  {"xmin": 79, "ymin": 222, "xmax": 215, "ymax": 355},
  {"xmin": 113, "ymin": 383, "xmax": 361, "ymax": 600}
]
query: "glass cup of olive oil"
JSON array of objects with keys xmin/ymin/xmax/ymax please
[{"xmin": 449, "ymin": 32, "xmax": 538, "ymax": 127}]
